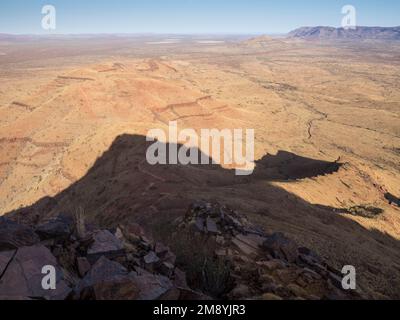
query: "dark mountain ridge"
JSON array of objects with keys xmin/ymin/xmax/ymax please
[{"xmin": 288, "ymin": 26, "xmax": 400, "ymax": 40}]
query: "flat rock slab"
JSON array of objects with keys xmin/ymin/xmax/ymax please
[
  {"xmin": 144, "ymin": 251, "xmax": 160, "ymax": 265},
  {"xmin": 0, "ymin": 250, "xmax": 15, "ymax": 275},
  {"xmin": 0, "ymin": 245, "xmax": 71, "ymax": 300},
  {"xmin": 262, "ymin": 232, "xmax": 299, "ymax": 263},
  {"xmin": 235, "ymin": 234, "xmax": 265, "ymax": 249},
  {"xmin": 195, "ymin": 217, "xmax": 205, "ymax": 232},
  {"xmin": 232, "ymin": 233, "xmax": 267, "ymax": 257},
  {"xmin": 78, "ymin": 256, "xmax": 128, "ymax": 291},
  {"xmin": 232, "ymin": 237, "xmax": 258, "ymax": 256},
  {"xmin": 0, "ymin": 218, "xmax": 40, "ymax": 251},
  {"xmin": 35, "ymin": 215, "xmax": 73, "ymax": 240},
  {"xmin": 87, "ymin": 230, "xmax": 124, "ymax": 262},
  {"xmin": 84, "ymin": 276, "xmax": 140, "ymax": 300},
  {"xmin": 77, "ymin": 256, "xmax": 139, "ymax": 300},
  {"xmin": 76, "ymin": 257, "xmax": 91, "ymax": 277},
  {"xmin": 130, "ymin": 268, "xmax": 173, "ymax": 300},
  {"xmin": 206, "ymin": 217, "xmax": 219, "ymax": 234}
]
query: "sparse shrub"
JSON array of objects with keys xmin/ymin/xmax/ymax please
[
  {"xmin": 74, "ymin": 206, "xmax": 86, "ymax": 238},
  {"xmin": 156, "ymin": 222, "xmax": 234, "ymax": 298},
  {"xmin": 347, "ymin": 205, "xmax": 383, "ymax": 219}
]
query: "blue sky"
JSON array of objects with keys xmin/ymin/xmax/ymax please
[{"xmin": 1, "ymin": 0, "xmax": 399, "ymax": 34}]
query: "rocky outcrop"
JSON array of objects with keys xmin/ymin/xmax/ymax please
[
  {"xmin": 0, "ymin": 215, "xmax": 206, "ymax": 300},
  {"xmin": 178, "ymin": 201, "xmax": 364, "ymax": 300},
  {"xmin": 0, "ymin": 201, "xmax": 366, "ymax": 300},
  {"xmin": 75, "ymin": 256, "xmax": 140, "ymax": 300},
  {"xmin": 87, "ymin": 230, "xmax": 124, "ymax": 263}
]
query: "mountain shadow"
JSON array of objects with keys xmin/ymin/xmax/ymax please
[{"xmin": 5, "ymin": 133, "xmax": 400, "ymax": 298}]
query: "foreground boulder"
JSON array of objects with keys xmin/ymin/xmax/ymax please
[
  {"xmin": 0, "ymin": 251, "xmax": 15, "ymax": 275},
  {"xmin": 35, "ymin": 215, "xmax": 73, "ymax": 241},
  {"xmin": 0, "ymin": 211, "xmax": 208, "ymax": 300},
  {"xmin": 0, "ymin": 201, "xmax": 364, "ymax": 300},
  {"xmin": 87, "ymin": 230, "xmax": 124, "ymax": 263},
  {"xmin": 0, "ymin": 245, "xmax": 71, "ymax": 300},
  {"xmin": 130, "ymin": 268, "xmax": 173, "ymax": 300},
  {"xmin": 262, "ymin": 232, "xmax": 299, "ymax": 263},
  {"xmin": 81, "ymin": 276, "xmax": 139, "ymax": 300},
  {"xmin": 0, "ymin": 218, "xmax": 40, "ymax": 251},
  {"xmin": 76, "ymin": 256, "xmax": 139, "ymax": 300}
]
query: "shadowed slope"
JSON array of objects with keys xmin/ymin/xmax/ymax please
[{"xmin": 5, "ymin": 134, "xmax": 400, "ymax": 298}]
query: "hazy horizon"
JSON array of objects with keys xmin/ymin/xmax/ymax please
[
  {"xmin": 1, "ymin": 0, "xmax": 400, "ymax": 35},
  {"xmin": 2, "ymin": 26, "xmax": 400, "ymax": 37}
]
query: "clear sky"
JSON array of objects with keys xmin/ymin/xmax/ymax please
[{"xmin": 1, "ymin": 0, "xmax": 399, "ymax": 34}]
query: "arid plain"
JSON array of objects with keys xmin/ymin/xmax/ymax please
[{"xmin": 1, "ymin": 35, "xmax": 400, "ymax": 298}]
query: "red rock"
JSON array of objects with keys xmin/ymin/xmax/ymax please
[
  {"xmin": 121, "ymin": 222, "xmax": 146, "ymax": 242},
  {"xmin": 0, "ymin": 218, "xmax": 40, "ymax": 251},
  {"xmin": 154, "ymin": 242, "xmax": 169, "ymax": 257},
  {"xmin": 261, "ymin": 293, "xmax": 283, "ymax": 300},
  {"xmin": 206, "ymin": 218, "xmax": 219, "ymax": 234},
  {"xmin": 35, "ymin": 215, "xmax": 73, "ymax": 240},
  {"xmin": 195, "ymin": 217, "xmax": 205, "ymax": 232},
  {"xmin": 0, "ymin": 250, "xmax": 15, "ymax": 275},
  {"xmin": 78, "ymin": 256, "xmax": 128, "ymax": 288},
  {"xmin": 229, "ymin": 284, "xmax": 251, "ymax": 299},
  {"xmin": 76, "ymin": 257, "xmax": 91, "ymax": 277},
  {"xmin": 259, "ymin": 259, "xmax": 287, "ymax": 271},
  {"xmin": 232, "ymin": 237, "xmax": 257, "ymax": 256},
  {"xmin": 262, "ymin": 233, "xmax": 299, "ymax": 263},
  {"xmin": 143, "ymin": 251, "xmax": 160, "ymax": 271},
  {"xmin": 236, "ymin": 233, "xmax": 265, "ymax": 248},
  {"xmin": 144, "ymin": 251, "xmax": 159, "ymax": 264},
  {"xmin": 0, "ymin": 295, "xmax": 32, "ymax": 300},
  {"xmin": 0, "ymin": 245, "xmax": 71, "ymax": 300},
  {"xmin": 87, "ymin": 230, "xmax": 124, "ymax": 262},
  {"xmin": 158, "ymin": 262, "xmax": 174, "ymax": 277},
  {"xmin": 178, "ymin": 288, "xmax": 211, "ymax": 300},
  {"xmin": 173, "ymin": 268, "xmax": 188, "ymax": 288},
  {"xmin": 130, "ymin": 268, "xmax": 173, "ymax": 300},
  {"xmin": 158, "ymin": 287, "xmax": 181, "ymax": 300},
  {"xmin": 80, "ymin": 276, "xmax": 139, "ymax": 300},
  {"xmin": 163, "ymin": 250, "xmax": 177, "ymax": 265},
  {"xmin": 76, "ymin": 256, "xmax": 139, "ymax": 299}
]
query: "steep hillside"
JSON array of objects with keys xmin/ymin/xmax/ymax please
[{"xmin": 1, "ymin": 37, "xmax": 400, "ymax": 298}]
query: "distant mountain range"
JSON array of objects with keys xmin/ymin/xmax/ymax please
[
  {"xmin": 288, "ymin": 26, "xmax": 400, "ymax": 40},
  {"xmin": 2, "ymin": 26, "xmax": 400, "ymax": 42}
]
